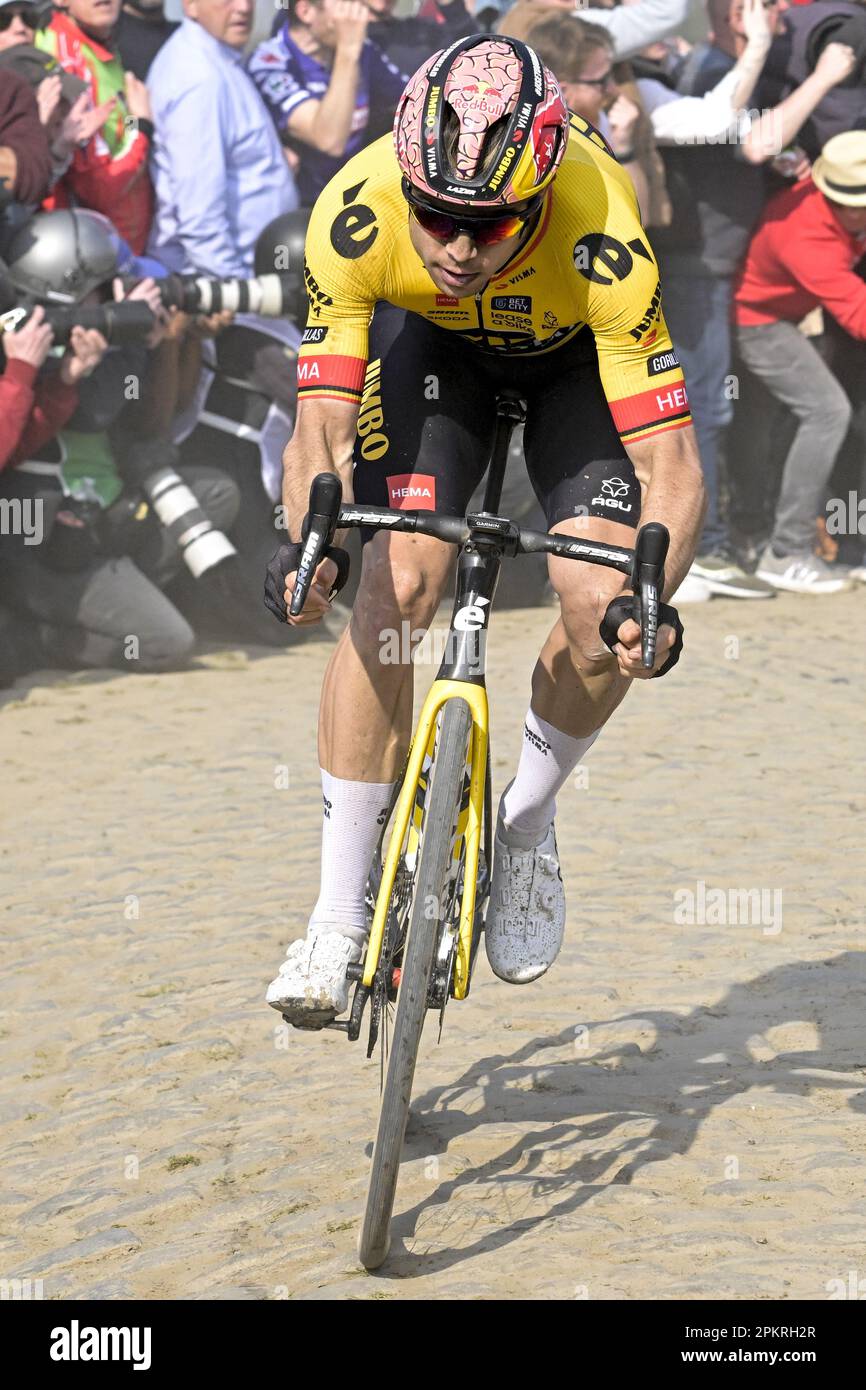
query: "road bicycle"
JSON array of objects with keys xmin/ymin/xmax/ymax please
[{"xmin": 289, "ymin": 390, "xmax": 669, "ymax": 1269}]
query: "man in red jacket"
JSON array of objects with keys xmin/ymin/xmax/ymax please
[{"xmin": 734, "ymin": 130, "xmax": 866, "ymax": 593}]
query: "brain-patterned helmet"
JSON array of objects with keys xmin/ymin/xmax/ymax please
[{"xmin": 393, "ymin": 34, "xmax": 569, "ymax": 210}]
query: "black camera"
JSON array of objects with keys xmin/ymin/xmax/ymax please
[{"xmin": 0, "ymin": 300, "xmax": 156, "ymax": 346}]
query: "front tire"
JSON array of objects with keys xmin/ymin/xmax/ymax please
[{"xmin": 358, "ymin": 698, "xmax": 473, "ymax": 1270}]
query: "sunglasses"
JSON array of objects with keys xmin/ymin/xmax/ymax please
[
  {"xmin": 0, "ymin": 4, "xmax": 39, "ymax": 27},
  {"xmin": 567, "ymin": 68, "xmax": 616, "ymax": 90},
  {"xmin": 403, "ymin": 180, "xmax": 541, "ymax": 247}
]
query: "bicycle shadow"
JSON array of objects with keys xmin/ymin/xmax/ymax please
[{"xmin": 379, "ymin": 951, "xmax": 866, "ymax": 1277}]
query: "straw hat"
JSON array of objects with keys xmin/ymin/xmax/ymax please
[{"xmin": 812, "ymin": 131, "xmax": 866, "ymax": 207}]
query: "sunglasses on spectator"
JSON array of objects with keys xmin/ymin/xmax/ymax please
[
  {"xmin": 566, "ymin": 68, "xmax": 616, "ymax": 90},
  {"xmin": 0, "ymin": 4, "xmax": 40, "ymax": 28},
  {"xmin": 402, "ymin": 179, "xmax": 541, "ymax": 247}
]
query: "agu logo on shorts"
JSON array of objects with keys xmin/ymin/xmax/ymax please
[{"xmin": 386, "ymin": 474, "xmax": 436, "ymax": 510}]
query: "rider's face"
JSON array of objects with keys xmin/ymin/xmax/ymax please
[{"xmin": 408, "ymin": 215, "xmax": 527, "ymax": 299}]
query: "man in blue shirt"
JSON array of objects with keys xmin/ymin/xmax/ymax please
[
  {"xmin": 147, "ymin": 0, "xmax": 299, "ymax": 277},
  {"xmin": 248, "ymin": 0, "xmax": 406, "ymax": 206}
]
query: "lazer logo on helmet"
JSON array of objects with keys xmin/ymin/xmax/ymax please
[
  {"xmin": 386, "ymin": 474, "xmax": 436, "ymax": 509},
  {"xmin": 488, "ymin": 147, "xmax": 517, "ymax": 191}
]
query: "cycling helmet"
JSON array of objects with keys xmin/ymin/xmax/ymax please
[
  {"xmin": 3, "ymin": 209, "xmax": 118, "ymax": 305},
  {"xmin": 393, "ymin": 34, "xmax": 569, "ymax": 210}
]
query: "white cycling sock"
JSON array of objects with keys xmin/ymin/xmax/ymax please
[
  {"xmin": 308, "ymin": 769, "xmax": 395, "ymax": 947},
  {"xmin": 499, "ymin": 708, "xmax": 600, "ymax": 851}
]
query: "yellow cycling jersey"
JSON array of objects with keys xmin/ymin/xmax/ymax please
[{"xmin": 297, "ymin": 115, "xmax": 690, "ymax": 446}]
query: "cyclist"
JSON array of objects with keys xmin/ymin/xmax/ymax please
[{"xmin": 264, "ymin": 34, "xmax": 706, "ymax": 1026}]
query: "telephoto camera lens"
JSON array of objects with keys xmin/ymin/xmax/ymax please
[{"xmin": 143, "ymin": 468, "xmax": 237, "ymax": 578}]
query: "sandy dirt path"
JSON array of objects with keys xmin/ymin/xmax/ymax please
[{"xmin": 2, "ymin": 591, "xmax": 865, "ymax": 1300}]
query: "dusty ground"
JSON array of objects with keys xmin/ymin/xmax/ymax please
[{"xmin": 2, "ymin": 588, "xmax": 865, "ymax": 1300}]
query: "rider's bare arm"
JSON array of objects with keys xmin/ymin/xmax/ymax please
[
  {"xmin": 278, "ymin": 397, "xmax": 360, "ymax": 626},
  {"xmin": 625, "ymin": 423, "xmax": 707, "ymax": 600},
  {"xmin": 282, "ymin": 396, "xmax": 359, "ymax": 538}
]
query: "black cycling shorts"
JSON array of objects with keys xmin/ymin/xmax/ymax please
[{"xmin": 351, "ymin": 302, "xmax": 640, "ymax": 538}]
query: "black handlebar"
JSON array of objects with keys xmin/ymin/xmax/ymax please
[
  {"xmin": 289, "ymin": 472, "xmax": 342, "ymax": 617},
  {"xmin": 291, "ymin": 473, "xmax": 670, "ymax": 668}
]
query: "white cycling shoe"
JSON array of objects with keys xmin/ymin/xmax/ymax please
[
  {"xmin": 485, "ymin": 818, "xmax": 566, "ymax": 984},
  {"xmin": 266, "ymin": 928, "xmax": 363, "ymax": 1029}
]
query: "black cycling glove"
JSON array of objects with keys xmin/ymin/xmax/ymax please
[
  {"xmin": 599, "ymin": 594, "xmax": 684, "ymax": 677},
  {"xmin": 264, "ymin": 540, "xmax": 350, "ymax": 622}
]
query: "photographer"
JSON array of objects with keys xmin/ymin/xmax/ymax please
[{"xmin": 0, "ymin": 207, "xmax": 244, "ymax": 673}]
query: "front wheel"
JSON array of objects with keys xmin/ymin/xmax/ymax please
[{"xmin": 358, "ymin": 697, "xmax": 473, "ymax": 1270}]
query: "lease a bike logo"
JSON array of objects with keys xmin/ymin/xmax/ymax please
[
  {"xmin": 386, "ymin": 473, "xmax": 436, "ymax": 509},
  {"xmin": 330, "ymin": 180, "xmax": 378, "ymax": 259},
  {"xmin": 591, "ymin": 476, "xmax": 633, "ymax": 514},
  {"xmin": 573, "ymin": 233, "xmax": 652, "ymax": 285},
  {"xmin": 301, "ymin": 325, "xmax": 328, "ymax": 344}
]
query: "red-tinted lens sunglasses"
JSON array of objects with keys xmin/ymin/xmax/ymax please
[{"xmin": 402, "ymin": 180, "xmax": 541, "ymax": 247}]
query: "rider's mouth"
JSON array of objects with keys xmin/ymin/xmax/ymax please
[{"xmin": 437, "ymin": 265, "xmax": 478, "ymax": 292}]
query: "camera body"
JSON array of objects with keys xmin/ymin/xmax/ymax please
[{"xmin": 0, "ymin": 300, "xmax": 156, "ymax": 346}]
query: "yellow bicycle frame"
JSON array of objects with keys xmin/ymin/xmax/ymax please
[{"xmin": 362, "ymin": 678, "xmax": 489, "ymax": 1001}]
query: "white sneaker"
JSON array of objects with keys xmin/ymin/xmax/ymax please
[
  {"xmin": 669, "ymin": 572, "xmax": 712, "ymax": 604},
  {"xmin": 756, "ymin": 547, "xmax": 852, "ymax": 594},
  {"xmin": 849, "ymin": 564, "xmax": 866, "ymax": 584},
  {"xmin": 485, "ymin": 820, "xmax": 565, "ymax": 984},
  {"xmin": 266, "ymin": 928, "xmax": 362, "ymax": 1029}
]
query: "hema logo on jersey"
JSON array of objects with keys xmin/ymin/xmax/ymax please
[{"xmin": 387, "ymin": 474, "xmax": 437, "ymax": 510}]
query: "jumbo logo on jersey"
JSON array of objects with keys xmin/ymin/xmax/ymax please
[
  {"xmin": 387, "ymin": 474, "xmax": 437, "ymax": 510},
  {"xmin": 573, "ymin": 233, "xmax": 652, "ymax": 285},
  {"xmin": 330, "ymin": 180, "xmax": 378, "ymax": 260}
]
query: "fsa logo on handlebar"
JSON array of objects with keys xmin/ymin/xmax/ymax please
[
  {"xmin": 454, "ymin": 596, "xmax": 490, "ymax": 632},
  {"xmin": 330, "ymin": 180, "xmax": 379, "ymax": 259}
]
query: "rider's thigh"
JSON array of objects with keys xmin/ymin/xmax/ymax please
[
  {"xmin": 547, "ymin": 514, "xmax": 635, "ymax": 673},
  {"xmin": 352, "ymin": 303, "xmax": 497, "ymax": 537},
  {"xmin": 351, "ymin": 529, "xmax": 455, "ymax": 641}
]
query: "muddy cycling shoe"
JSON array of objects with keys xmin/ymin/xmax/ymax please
[
  {"xmin": 485, "ymin": 819, "xmax": 565, "ymax": 984},
  {"xmin": 266, "ymin": 929, "xmax": 363, "ymax": 1029}
]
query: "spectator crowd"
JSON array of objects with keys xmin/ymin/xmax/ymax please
[{"xmin": 1, "ymin": 0, "xmax": 865, "ymax": 686}]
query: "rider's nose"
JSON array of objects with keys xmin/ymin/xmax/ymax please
[{"xmin": 447, "ymin": 233, "xmax": 477, "ymax": 263}]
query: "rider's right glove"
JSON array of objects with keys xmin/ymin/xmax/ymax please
[
  {"xmin": 264, "ymin": 539, "xmax": 350, "ymax": 622},
  {"xmin": 599, "ymin": 594, "xmax": 684, "ymax": 677}
]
